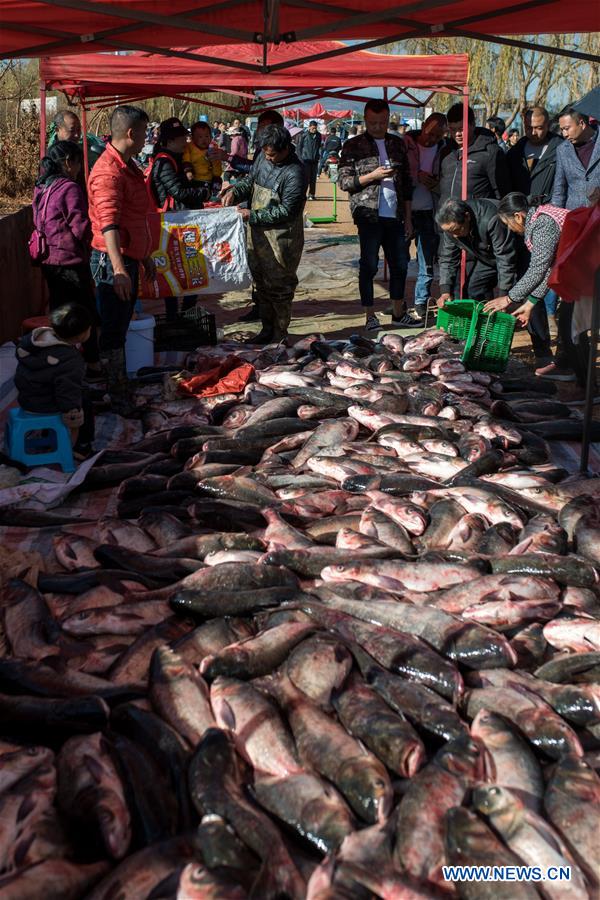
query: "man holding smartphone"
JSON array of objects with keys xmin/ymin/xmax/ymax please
[{"xmin": 339, "ymin": 99, "xmax": 413, "ymax": 331}]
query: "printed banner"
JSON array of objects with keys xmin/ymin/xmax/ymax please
[{"xmin": 140, "ymin": 207, "xmax": 250, "ymax": 299}]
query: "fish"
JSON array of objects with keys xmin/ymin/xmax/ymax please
[
  {"xmin": 188, "ymin": 728, "xmax": 306, "ymax": 899},
  {"xmin": 534, "ymin": 651, "xmax": 600, "ymax": 684},
  {"xmin": 0, "ymin": 739, "xmax": 54, "ymax": 794},
  {"xmin": 470, "ymin": 709, "xmax": 544, "ymax": 811},
  {"xmin": 332, "ymin": 671, "xmax": 425, "ymax": 778},
  {"xmin": 543, "ymin": 617, "xmax": 600, "ymax": 652},
  {"xmin": 2, "ymin": 579, "xmax": 58, "ymax": 661},
  {"xmin": 174, "ymin": 863, "xmax": 247, "ymax": 899},
  {"xmin": 473, "ymin": 785, "xmax": 589, "ymax": 900},
  {"xmin": 57, "ymin": 732, "xmax": 131, "ymax": 859},
  {"xmin": 265, "ymin": 673, "xmax": 393, "ymax": 824},
  {"xmin": 544, "ymin": 755, "xmax": 600, "ymax": 891},
  {"xmin": 464, "ymin": 686, "xmax": 583, "ymax": 760},
  {"xmin": 0, "ymin": 859, "xmax": 110, "ymax": 900},
  {"xmin": 445, "ymin": 807, "xmax": 541, "ymax": 899},
  {"xmin": 393, "ymin": 733, "xmax": 485, "ymax": 883},
  {"xmin": 200, "ymin": 621, "xmax": 315, "ymax": 680},
  {"xmin": 0, "ymin": 693, "xmax": 109, "ymax": 742},
  {"xmin": 285, "ymin": 634, "xmax": 354, "ymax": 710},
  {"xmin": 149, "ymin": 645, "xmax": 215, "ymax": 746},
  {"xmin": 211, "ymin": 676, "xmax": 302, "ymax": 776},
  {"xmin": 302, "ymin": 595, "xmax": 463, "ymax": 701},
  {"xmin": 3, "ymin": 331, "xmax": 599, "ymax": 892}
]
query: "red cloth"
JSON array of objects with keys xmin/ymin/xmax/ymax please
[
  {"xmin": 88, "ymin": 142, "xmax": 153, "ymax": 261},
  {"xmin": 547, "ymin": 205, "xmax": 600, "ymax": 302},
  {"xmin": 178, "ymin": 355, "xmax": 254, "ymax": 398}
]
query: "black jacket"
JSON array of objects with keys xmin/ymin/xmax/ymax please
[
  {"xmin": 149, "ymin": 147, "xmax": 207, "ymax": 212},
  {"xmin": 440, "ymin": 128, "xmax": 511, "ymax": 202},
  {"xmin": 230, "ymin": 148, "xmax": 307, "ymax": 227},
  {"xmin": 438, "ymin": 198, "xmax": 517, "ymax": 294},
  {"xmin": 506, "ymin": 133, "xmax": 563, "ymax": 204},
  {"xmin": 324, "ymin": 135, "xmax": 342, "ymax": 154},
  {"xmin": 339, "ymin": 131, "xmax": 413, "ymax": 224},
  {"xmin": 15, "ymin": 327, "xmax": 84, "ymax": 414},
  {"xmin": 297, "ymin": 130, "xmax": 323, "ymax": 163}
]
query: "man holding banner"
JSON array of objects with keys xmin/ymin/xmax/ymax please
[{"xmin": 221, "ymin": 124, "xmax": 307, "ymax": 345}]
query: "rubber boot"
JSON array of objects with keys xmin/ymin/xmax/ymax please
[{"xmin": 104, "ymin": 348, "xmax": 140, "ymax": 418}]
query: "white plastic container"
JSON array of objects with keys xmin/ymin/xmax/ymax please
[{"xmin": 125, "ymin": 314, "xmax": 155, "ymax": 376}]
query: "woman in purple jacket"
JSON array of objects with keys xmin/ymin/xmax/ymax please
[{"xmin": 33, "ymin": 141, "xmax": 101, "ymax": 377}]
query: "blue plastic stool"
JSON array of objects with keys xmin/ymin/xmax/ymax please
[{"xmin": 4, "ymin": 408, "xmax": 75, "ymax": 473}]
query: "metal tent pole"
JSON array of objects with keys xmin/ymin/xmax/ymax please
[
  {"xmin": 579, "ymin": 265, "xmax": 600, "ymax": 474},
  {"xmin": 40, "ymin": 80, "xmax": 47, "ymax": 158},
  {"xmin": 459, "ymin": 85, "xmax": 469, "ymax": 298},
  {"xmin": 80, "ymin": 91, "xmax": 90, "ymax": 182}
]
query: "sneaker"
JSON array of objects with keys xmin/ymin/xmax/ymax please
[
  {"xmin": 384, "ymin": 305, "xmax": 407, "ymax": 318},
  {"xmin": 365, "ymin": 314, "xmax": 381, "ymax": 332},
  {"xmin": 535, "ymin": 362, "xmax": 576, "ymax": 382},
  {"xmin": 308, "ymin": 195, "xmax": 316, "ymax": 201},
  {"xmin": 393, "ymin": 310, "xmax": 425, "ymax": 328},
  {"xmin": 237, "ymin": 305, "xmax": 260, "ymax": 323}
]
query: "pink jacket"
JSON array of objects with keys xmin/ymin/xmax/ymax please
[{"xmin": 32, "ymin": 177, "xmax": 91, "ymax": 266}]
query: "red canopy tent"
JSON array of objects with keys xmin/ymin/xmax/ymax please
[
  {"xmin": 39, "ymin": 45, "xmax": 470, "ymax": 172},
  {"xmin": 2, "ymin": 0, "xmax": 599, "ymax": 67},
  {"xmin": 39, "ymin": 45, "xmax": 470, "ymax": 112},
  {"xmin": 284, "ymin": 104, "xmax": 354, "ymax": 120}
]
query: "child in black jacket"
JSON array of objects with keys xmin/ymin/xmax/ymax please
[{"xmin": 15, "ymin": 304, "xmax": 95, "ymax": 458}]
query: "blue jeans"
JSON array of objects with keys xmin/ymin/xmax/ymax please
[
  {"xmin": 412, "ymin": 210, "xmax": 438, "ymax": 310},
  {"xmin": 357, "ymin": 217, "xmax": 409, "ymax": 308},
  {"xmin": 90, "ymin": 250, "xmax": 139, "ymax": 352},
  {"xmin": 544, "ymin": 289, "xmax": 558, "ymax": 316}
]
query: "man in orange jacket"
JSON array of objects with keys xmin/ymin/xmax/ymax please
[{"xmin": 88, "ymin": 105, "xmax": 155, "ymax": 414}]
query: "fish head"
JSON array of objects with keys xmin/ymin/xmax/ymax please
[
  {"xmin": 473, "ymin": 784, "xmax": 518, "ymax": 819},
  {"xmin": 550, "ymin": 756, "xmax": 600, "ymax": 803},
  {"xmin": 437, "ymin": 733, "xmax": 486, "ymax": 783},
  {"xmin": 150, "ymin": 644, "xmax": 191, "ymax": 683},
  {"xmin": 190, "ymin": 727, "xmax": 238, "ymax": 786},
  {"xmin": 445, "ymin": 806, "xmax": 490, "ymax": 856},
  {"xmin": 320, "ymin": 564, "xmax": 353, "ymax": 582},
  {"xmin": 338, "ymin": 756, "xmax": 392, "ymax": 825}
]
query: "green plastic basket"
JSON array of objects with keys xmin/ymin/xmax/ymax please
[
  {"xmin": 436, "ymin": 300, "xmax": 475, "ymax": 341},
  {"xmin": 436, "ymin": 299, "xmax": 516, "ymax": 373}
]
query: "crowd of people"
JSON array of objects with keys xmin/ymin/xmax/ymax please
[
  {"xmin": 21, "ymin": 96, "xmax": 599, "ymax": 458},
  {"xmin": 338, "ymin": 99, "xmax": 599, "ymax": 398}
]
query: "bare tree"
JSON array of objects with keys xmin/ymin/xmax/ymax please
[{"xmin": 387, "ymin": 34, "xmax": 598, "ymax": 125}]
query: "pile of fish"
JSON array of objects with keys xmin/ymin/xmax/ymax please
[{"xmin": 1, "ymin": 329, "xmax": 600, "ymax": 900}]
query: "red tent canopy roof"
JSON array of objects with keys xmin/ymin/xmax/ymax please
[
  {"xmin": 40, "ymin": 45, "xmax": 470, "ymax": 101},
  {"xmin": 285, "ymin": 103, "xmax": 355, "ymax": 119},
  {"xmin": 3, "ymin": 0, "xmax": 598, "ymax": 64}
]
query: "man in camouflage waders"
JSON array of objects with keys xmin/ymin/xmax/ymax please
[{"xmin": 222, "ymin": 124, "xmax": 307, "ymax": 344}]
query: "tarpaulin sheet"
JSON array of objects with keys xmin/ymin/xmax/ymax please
[
  {"xmin": 5, "ymin": 1, "xmax": 597, "ymax": 60},
  {"xmin": 548, "ymin": 205, "xmax": 600, "ymax": 303},
  {"xmin": 177, "ymin": 354, "xmax": 255, "ymax": 397}
]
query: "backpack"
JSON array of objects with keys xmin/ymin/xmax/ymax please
[
  {"xmin": 28, "ymin": 180, "xmax": 63, "ymax": 265},
  {"xmin": 144, "ymin": 151, "xmax": 178, "ymax": 213}
]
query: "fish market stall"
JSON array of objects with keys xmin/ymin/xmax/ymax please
[{"xmin": 0, "ymin": 328, "xmax": 599, "ymax": 899}]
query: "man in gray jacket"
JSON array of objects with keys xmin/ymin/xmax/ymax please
[{"xmin": 551, "ymin": 106, "xmax": 600, "ymax": 209}]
